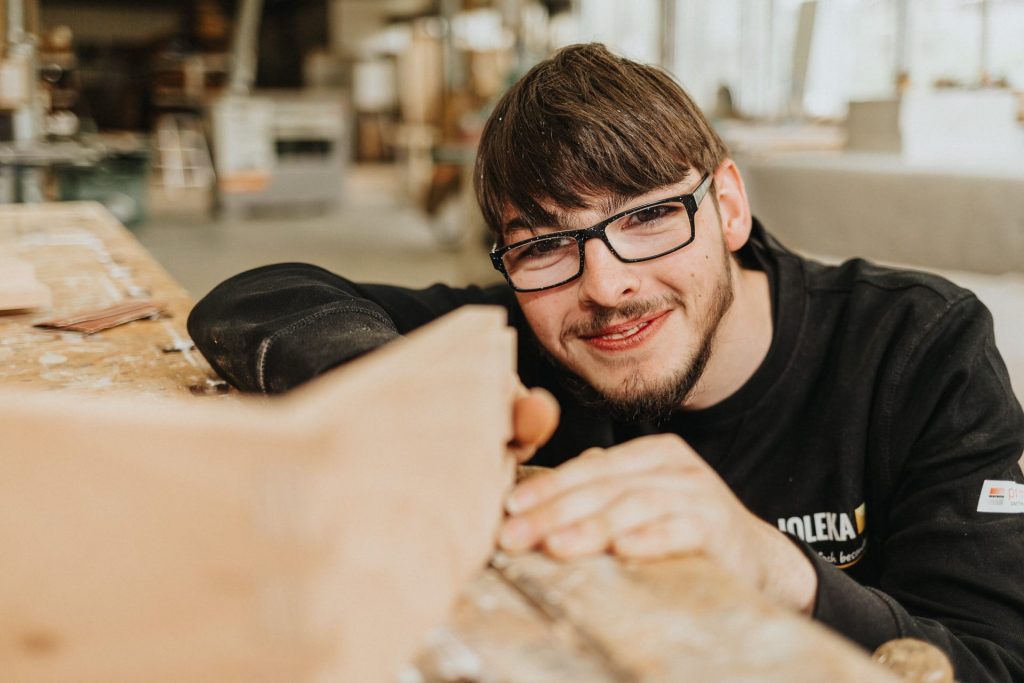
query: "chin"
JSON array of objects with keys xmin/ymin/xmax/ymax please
[
  {"xmin": 592, "ymin": 350, "xmax": 683, "ymax": 388},
  {"xmin": 568, "ymin": 343, "xmax": 711, "ymax": 422}
]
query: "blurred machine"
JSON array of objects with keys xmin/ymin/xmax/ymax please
[
  {"xmin": 209, "ymin": 0, "xmax": 347, "ymax": 217},
  {"xmin": 212, "ymin": 90, "xmax": 347, "ymax": 217}
]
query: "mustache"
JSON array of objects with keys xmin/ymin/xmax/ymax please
[{"xmin": 564, "ymin": 293, "xmax": 684, "ymax": 338}]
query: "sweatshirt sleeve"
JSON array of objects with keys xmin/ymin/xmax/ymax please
[
  {"xmin": 809, "ymin": 294, "xmax": 1024, "ymax": 681},
  {"xmin": 186, "ymin": 262, "xmax": 513, "ymax": 393}
]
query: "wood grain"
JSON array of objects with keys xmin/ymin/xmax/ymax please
[{"xmin": 415, "ymin": 552, "xmax": 900, "ymax": 683}]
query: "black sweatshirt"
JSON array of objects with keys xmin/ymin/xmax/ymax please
[{"xmin": 188, "ymin": 220, "xmax": 1024, "ymax": 681}]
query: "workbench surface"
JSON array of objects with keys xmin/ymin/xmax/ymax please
[{"xmin": 0, "ymin": 202, "xmax": 221, "ymax": 395}]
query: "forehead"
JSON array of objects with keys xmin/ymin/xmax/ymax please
[{"xmin": 499, "ymin": 174, "xmax": 699, "ymax": 237}]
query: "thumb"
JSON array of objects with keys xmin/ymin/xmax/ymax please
[{"xmin": 510, "ymin": 386, "xmax": 560, "ymax": 463}]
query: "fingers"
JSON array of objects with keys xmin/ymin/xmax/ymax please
[
  {"xmin": 498, "ymin": 432, "xmax": 818, "ymax": 612},
  {"xmin": 612, "ymin": 517, "xmax": 705, "ymax": 559},
  {"xmin": 542, "ymin": 491, "xmax": 690, "ymax": 559},
  {"xmin": 508, "ymin": 386, "xmax": 560, "ymax": 464},
  {"xmin": 499, "ymin": 435, "xmax": 715, "ymax": 560},
  {"xmin": 500, "ymin": 477, "xmax": 628, "ymax": 552},
  {"xmin": 506, "ymin": 434, "xmax": 703, "ymax": 514},
  {"xmin": 542, "ymin": 516, "xmax": 611, "ymax": 558},
  {"xmin": 499, "ymin": 475, "xmax": 702, "ymax": 556}
]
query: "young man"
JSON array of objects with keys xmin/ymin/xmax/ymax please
[{"xmin": 189, "ymin": 44, "xmax": 1024, "ymax": 679}]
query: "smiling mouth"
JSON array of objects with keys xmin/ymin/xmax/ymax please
[
  {"xmin": 578, "ymin": 310, "xmax": 670, "ymax": 350},
  {"xmin": 589, "ymin": 320, "xmax": 650, "ymax": 340}
]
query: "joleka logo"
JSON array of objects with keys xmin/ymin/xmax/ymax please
[
  {"xmin": 977, "ymin": 479, "xmax": 1024, "ymax": 513},
  {"xmin": 777, "ymin": 503, "xmax": 867, "ymax": 569}
]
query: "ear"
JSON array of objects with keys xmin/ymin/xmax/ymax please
[{"xmin": 711, "ymin": 158, "xmax": 752, "ymax": 253}]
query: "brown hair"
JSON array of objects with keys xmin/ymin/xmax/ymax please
[{"xmin": 474, "ymin": 43, "xmax": 729, "ymax": 242}]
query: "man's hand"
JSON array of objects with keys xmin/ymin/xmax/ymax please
[
  {"xmin": 507, "ymin": 384, "xmax": 560, "ymax": 464},
  {"xmin": 498, "ymin": 434, "xmax": 817, "ymax": 614}
]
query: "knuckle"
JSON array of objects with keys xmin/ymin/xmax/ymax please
[
  {"xmin": 663, "ymin": 433, "xmax": 686, "ymax": 447},
  {"xmin": 527, "ymin": 472, "xmax": 559, "ymax": 498},
  {"xmin": 650, "ymin": 433, "xmax": 685, "ymax": 448},
  {"xmin": 543, "ymin": 491, "xmax": 595, "ymax": 528},
  {"xmin": 545, "ymin": 498, "xmax": 580, "ymax": 527},
  {"xmin": 575, "ymin": 519, "xmax": 609, "ymax": 549},
  {"xmin": 612, "ymin": 486, "xmax": 672, "ymax": 520},
  {"xmin": 645, "ymin": 433, "xmax": 691, "ymax": 460},
  {"xmin": 562, "ymin": 482, "xmax": 616, "ymax": 522},
  {"xmin": 545, "ymin": 518, "xmax": 607, "ymax": 558},
  {"xmin": 649, "ymin": 488, "xmax": 683, "ymax": 513}
]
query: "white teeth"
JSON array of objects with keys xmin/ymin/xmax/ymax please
[{"xmin": 599, "ymin": 320, "xmax": 648, "ymax": 340}]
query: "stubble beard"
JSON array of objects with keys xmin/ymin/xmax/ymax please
[{"xmin": 540, "ymin": 253, "xmax": 736, "ymax": 424}]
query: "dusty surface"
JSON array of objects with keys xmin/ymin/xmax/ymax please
[
  {"xmin": 412, "ymin": 552, "xmax": 900, "ymax": 683},
  {"xmin": 0, "ymin": 202, "xmax": 222, "ymax": 396}
]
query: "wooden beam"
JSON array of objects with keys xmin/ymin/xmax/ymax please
[
  {"xmin": 419, "ymin": 552, "xmax": 901, "ymax": 682},
  {"xmin": 0, "ymin": 306, "xmax": 516, "ymax": 683}
]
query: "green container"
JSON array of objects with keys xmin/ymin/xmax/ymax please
[{"xmin": 56, "ymin": 150, "xmax": 151, "ymax": 228}]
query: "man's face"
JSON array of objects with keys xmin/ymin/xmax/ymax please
[{"xmin": 509, "ymin": 174, "xmax": 736, "ymax": 421}]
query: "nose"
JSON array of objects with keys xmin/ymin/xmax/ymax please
[{"xmin": 576, "ymin": 238, "xmax": 640, "ymax": 308}]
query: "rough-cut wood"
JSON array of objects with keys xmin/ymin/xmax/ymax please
[
  {"xmin": 413, "ymin": 567, "xmax": 619, "ymax": 682},
  {"xmin": 0, "ymin": 202, "xmax": 218, "ymax": 395},
  {"xmin": 0, "ymin": 306, "xmax": 517, "ymax": 683},
  {"xmin": 415, "ymin": 553, "xmax": 900, "ymax": 683}
]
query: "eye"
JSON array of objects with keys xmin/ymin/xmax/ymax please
[
  {"xmin": 632, "ymin": 204, "xmax": 676, "ymax": 224},
  {"xmin": 504, "ymin": 236, "xmax": 576, "ymax": 270},
  {"xmin": 616, "ymin": 202, "xmax": 685, "ymax": 234},
  {"xmin": 521, "ymin": 236, "xmax": 574, "ymax": 258}
]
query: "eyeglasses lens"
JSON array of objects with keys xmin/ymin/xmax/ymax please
[{"xmin": 502, "ymin": 200, "xmax": 692, "ymax": 290}]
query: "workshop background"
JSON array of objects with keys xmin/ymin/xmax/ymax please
[{"xmin": 1, "ymin": 0, "xmax": 1023, "ymax": 396}]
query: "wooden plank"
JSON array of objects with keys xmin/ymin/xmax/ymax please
[
  {"xmin": 0, "ymin": 202, "xmax": 219, "ymax": 395},
  {"xmin": 0, "ymin": 306, "xmax": 517, "ymax": 683},
  {"xmin": 413, "ymin": 568, "xmax": 619, "ymax": 682},
  {"xmin": 419, "ymin": 553, "xmax": 899, "ymax": 683}
]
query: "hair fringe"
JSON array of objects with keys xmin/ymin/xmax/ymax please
[{"xmin": 475, "ymin": 43, "xmax": 729, "ymax": 241}]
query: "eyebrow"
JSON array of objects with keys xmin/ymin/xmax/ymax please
[
  {"xmin": 501, "ymin": 193, "xmax": 633, "ymax": 237},
  {"xmin": 503, "ymin": 217, "xmax": 529, "ymax": 233}
]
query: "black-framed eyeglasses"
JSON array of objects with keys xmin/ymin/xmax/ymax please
[{"xmin": 490, "ymin": 174, "xmax": 712, "ymax": 292}]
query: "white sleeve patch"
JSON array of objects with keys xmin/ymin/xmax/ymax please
[{"xmin": 977, "ymin": 479, "xmax": 1024, "ymax": 513}]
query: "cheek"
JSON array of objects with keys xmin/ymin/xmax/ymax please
[
  {"xmin": 517, "ymin": 291, "xmax": 570, "ymax": 346},
  {"xmin": 656, "ymin": 250, "xmax": 709, "ymax": 292}
]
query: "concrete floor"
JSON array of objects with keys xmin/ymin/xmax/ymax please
[{"xmin": 136, "ymin": 164, "xmax": 499, "ymax": 300}]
